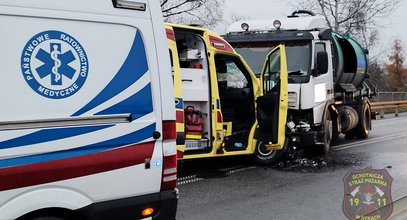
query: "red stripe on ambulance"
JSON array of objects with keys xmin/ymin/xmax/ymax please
[
  {"xmin": 0, "ymin": 142, "xmax": 155, "ymax": 191},
  {"xmin": 209, "ymin": 35, "xmax": 234, "ymax": 52},
  {"xmin": 166, "ymin": 28, "xmax": 175, "ymax": 41}
]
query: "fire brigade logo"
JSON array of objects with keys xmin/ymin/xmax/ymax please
[
  {"xmin": 343, "ymin": 168, "xmax": 393, "ymax": 220},
  {"xmin": 21, "ymin": 30, "xmax": 88, "ymax": 99}
]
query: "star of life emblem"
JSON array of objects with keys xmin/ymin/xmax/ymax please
[{"xmin": 21, "ymin": 30, "xmax": 88, "ymax": 99}]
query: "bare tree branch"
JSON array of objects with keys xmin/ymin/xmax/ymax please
[
  {"xmin": 290, "ymin": 0, "xmax": 400, "ymax": 50},
  {"xmin": 160, "ymin": 0, "xmax": 225, "ymax": 28}
]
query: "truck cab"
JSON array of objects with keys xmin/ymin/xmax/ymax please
[
  {"xmin": 165, "ymin": 24, "xmax": 288, "ymax": 163},
  {"xmin": 224, "ymin": 10, "xmax": 372, "ymax": 156}
]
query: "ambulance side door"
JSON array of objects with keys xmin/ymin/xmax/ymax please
[
  {"xmin": 166, "ymin": 27, "xmax": 185, "ymax": 158},
  {"xmin": 257, "ymin": 45, "xmax": 288, "ymax": 150}
]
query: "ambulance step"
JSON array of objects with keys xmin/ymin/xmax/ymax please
[{"xmin": 185, "ymin": 139, "xmax": 210, "ymax": 151}]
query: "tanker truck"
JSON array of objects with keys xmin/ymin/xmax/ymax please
[{"xmin": 223, "ymin": 10, "xmax": 373, "ymax": 163}]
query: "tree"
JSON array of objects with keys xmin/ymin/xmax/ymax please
[
  {"xmin": 160, "ymin": 0, "xmax": 224, "ymax": 28},
  {"xmin": 290, "ymin": 0, "xmax": 400, "ymax": 50},
  {"xmin": 385, "ymin": 39, "xmax": 407, "ymax": 92},
  {"xmin": 216, "ymin": 13, "xmax": 251, "ymax": 34},
  {"xmin": 365, "ymin": 59, "xmax": 392, "ymax": 92}
]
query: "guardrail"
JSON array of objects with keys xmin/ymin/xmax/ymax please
[
  {"xmin": 370, "ymin": 101, "xmax": 407, "ymax": 118},
  {"xmin": 372, "ymin": 92, "xmax": 407, "ymax": 102}
]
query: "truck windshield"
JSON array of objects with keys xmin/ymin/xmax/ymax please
[{"xmin": 235, "ymin": 42, "xmax": 311, "ymax": 78}]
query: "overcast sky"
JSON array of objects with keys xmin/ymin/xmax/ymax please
[{"xmin": 221, "ymin": 0, "xmax": 407, "ymax": 63}]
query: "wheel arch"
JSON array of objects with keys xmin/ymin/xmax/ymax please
[
  {"xmin": 321, "ymin": 99, "xmax": 338, "ymax": 124},
  {"xmin": 2, "ymin": 187, "xmax": 92, "ymax": 220},
  {"xmin": 16, "ymin": 207, "xmax": 85, "ymax": 220}
]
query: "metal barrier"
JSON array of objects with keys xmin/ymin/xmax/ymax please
[
  {"xmin": 370, "ymin": 101, "xmax": 407, "ymax": 118},
  {"xmin": 372, "ymin": 92, "xmax": 407, "ymax": 102}
]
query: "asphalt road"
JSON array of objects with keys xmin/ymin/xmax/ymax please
[{"xmin": 176, "ymin": 113, "xmax": 407, "ymax": 220}]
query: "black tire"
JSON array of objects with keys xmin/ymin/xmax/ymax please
[
  {"xmin": 355, "ymin": 99, "xmax": 371, "ymax": 139},
  {"xmin": 331, "ymin": 114, "xmax": 339, "ymax": 146},
  {"xmin": 254, "ymin": 140, "xmax": 284, "ymax": 165},
  {"xmin": 320, "ymin": 111, "xmax": 333, "ymax": 154},
  {"xmin": 344, "ymin": 131, "xmax": 355, "ymax": 140}
]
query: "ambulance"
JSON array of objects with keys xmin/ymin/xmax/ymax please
[
  {"xmin": 0, "ymin": 0, "xmax": 177, "ymax": 219},
  {"xmin": 165, "ymin": 23, "xmax": 288, "ymax": 163}
]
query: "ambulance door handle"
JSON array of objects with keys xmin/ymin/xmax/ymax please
[{"xmin": 182, "ymin": 79, "xmax": 193, "ymax": 82}]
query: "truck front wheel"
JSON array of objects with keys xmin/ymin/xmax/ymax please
[
  {"xmin": 322, "ymin": 112, "xmax": 333, "ymax": 154},
  {"xmin": 254, "ymin": 140, "xmax": 284, "ymax": 165}
]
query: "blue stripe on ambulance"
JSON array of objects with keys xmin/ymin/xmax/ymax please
[
  {"xmin": 95, "ymin": 83, "xmax": 153, "ymax": 121},
  {"xmin": 72, "ymin": 31, "xmax": 148, "ymax": 116},
  {"xmin": 0, "ymin": 123, "xmax": 156, "ymax": 168},
  {"xmin": 0, "ymin": 125, "xmax": 113, "ymax": 150}
]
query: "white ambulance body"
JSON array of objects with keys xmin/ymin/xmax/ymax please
[{"xmin": 0, "ymin": 0, "xmax": 177, "ymax": 219}]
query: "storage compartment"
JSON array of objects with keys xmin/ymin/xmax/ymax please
[
  {"xmin": 174, "ymin": 29, "xmax": 208, "ymax": 70},
  {"xmin": 173, "ymin": 28, "xmax": 213, "ymax": 153},
  {"xmin": 184, "ymin": 139, "xmax": 210, "ymax": 152},
  {"xmin": 184, "ymin": 106, "xmax": 204, "ymax": 139},
  {"xmin": 183, "ymin": 101, "xmax": 210, "ymax": 141},
  {"xmin": 181, "ymin": 102, "xmax": 211, "ymax": 153},
  {"xmin": 181, "ymin": 68, "xmax": 209, "ymax": 101}
]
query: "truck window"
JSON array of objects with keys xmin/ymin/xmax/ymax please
[
  {"xmin": 314, "ymin": 43, "xmax": 326, "ymax": 68},
  {"xmin": 236, "ymin": 47, "xmax": 272, "ymax": 76},
  {"xmin": 235, "ymin": 41, "xmax": 310, "ymax": 78},
  {"xmin": 286, "ymin": 43, "xmax": 310, "ymax": 76}
]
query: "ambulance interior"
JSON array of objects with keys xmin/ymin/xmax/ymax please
[
  {"xmin": 215, "ymin": 55, "xmax": 255, "ymax": 151},
  {"xmin": 174, "ymin": 29, "xmax": 211, "ymax": 153},
  {"xmin": 173, "ymin": 28, "xmax": 255, "ymax": 154}
]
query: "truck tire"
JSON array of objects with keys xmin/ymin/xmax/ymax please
[
  {"xmin": 355, "ymin": 99, "xmax": 371, "ymax": 139},
  {"xmin": 344, "ymin": 131, "xmax": 355, "ymax": 140},
  {"xmin": 320, "ymin": 111, "xmax": 333, "ymax": 154},
  {"xmin": 254, "ymin": 140, "xmax": 284, "ymax": 165},
  {"xmin": 331, "ymin": 114, "xmax": 339, "ymax": 146}
]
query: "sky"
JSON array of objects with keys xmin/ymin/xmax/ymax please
[{"xmin": 221, "ymin": 0, "xmax": 407, "ymax": 63}]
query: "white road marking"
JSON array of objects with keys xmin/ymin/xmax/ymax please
[
  {"xmin": 332, "ymin": 131, "xmax": 407, "ymax": 151},
  {"xmin": 177, "ymin": 166, "xmax": 257, "ymax": 186}
]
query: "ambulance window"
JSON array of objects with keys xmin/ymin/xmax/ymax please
[
  {"xmin": 215, "ymin": 56, "xmax": 248, "ymax": 89},
  {"xmin": 263, "ymin": 48, "xmax": 280, "ymax": 93}
]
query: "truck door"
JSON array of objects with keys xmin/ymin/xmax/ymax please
[{"xmin": 257, "ymin": 45, "xmax": 288, "ymax": 150}]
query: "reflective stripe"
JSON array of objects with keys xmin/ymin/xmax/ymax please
[
  {"xmin": 163, "ymin": 174, "xmax": 177, "ymax": 182},
  {"xmin": 164, "ymin": 167, "xmax": 177, "ymax": 175}
]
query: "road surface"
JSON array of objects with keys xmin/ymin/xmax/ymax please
[{"xmin": 176, "ymin": 113, "xmax": 407, "ymax": 220}]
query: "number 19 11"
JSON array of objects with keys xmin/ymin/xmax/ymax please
[
  {"xmin": 349, "ymin": 198, "xmax": 360, "ymax": 206},
  {"xmin": 377, "ymin": 198, "xmax": 387, "ymax": 206},
  {"xmin": 349, "ymin": 198, "xmax": 387, "ymax": 206}
]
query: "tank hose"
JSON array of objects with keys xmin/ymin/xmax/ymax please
[{"xmin": 289, "ymin": 10, "xmax": 316, "ymax": 17}]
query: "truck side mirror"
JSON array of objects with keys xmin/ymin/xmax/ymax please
[{"xmin": 313, "ymin": 51, "xmax": 328, "ymax": 76}]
